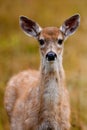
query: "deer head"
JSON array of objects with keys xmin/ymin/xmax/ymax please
[{"xmin": 19, "ymin": 14, "xmax": 80, "ymax": 72}]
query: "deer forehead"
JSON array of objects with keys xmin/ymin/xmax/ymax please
[{"xmin": 39, "ymin": 27, "xmax": 63, "ymax": 40}]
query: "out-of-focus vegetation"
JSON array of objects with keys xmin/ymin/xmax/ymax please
[{"xmin": 0, "ymin": 0, "xmax": 87, "ymax": 130}]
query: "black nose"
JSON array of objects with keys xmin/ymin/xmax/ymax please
[{"xmin": 46, "ymin": 51, "xmax": 57, "ymax": 61}]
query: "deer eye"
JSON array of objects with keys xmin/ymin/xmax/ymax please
[
  {"xmin": 58, "ymin": 39, "xmax": 63, "ymax": 45},
  {"xmin": 39, "ymin": 39, "xmax": 45, "ymax": 46}
]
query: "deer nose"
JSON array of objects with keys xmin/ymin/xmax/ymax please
[{"xmin": 46, "ymin": 51, "xmax": 57, "ymax": 61}]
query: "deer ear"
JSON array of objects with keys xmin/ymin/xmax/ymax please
[
  {"xmin": 19, "ymin": 16, "xmax": 42, "ymax": 38},
  {"xmin": 60, "ymin": 14, "xmax": 80, "ymax": 39}
]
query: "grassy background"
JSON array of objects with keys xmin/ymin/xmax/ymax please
[{"xmin": 0, "ymin": 0, "xmax": 87, "ymax": 130}]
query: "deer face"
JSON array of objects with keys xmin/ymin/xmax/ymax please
[
  {"xmin": 19, "ymin": 14, "xmax": 80, "ymax": 68},
  {"xmin": 38, "ymin": 27, "xmax": 64, "ymax": 63}
]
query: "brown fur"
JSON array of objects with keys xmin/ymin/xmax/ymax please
[
  {"xmin": 4, "ymin": 14, "xmax": 80, "ymax": 130},
  {"xmin": 4, "ymin": 29, "xmax": 70, "ymax": 130}
]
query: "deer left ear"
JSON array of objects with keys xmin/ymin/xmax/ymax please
[
  {"xmin": 60, "ymin": 14, "xmax": 80, "ymax": 39},
  {"xmin": 19, "ymin": 16, "xmax": 42, "ymax": 38}
]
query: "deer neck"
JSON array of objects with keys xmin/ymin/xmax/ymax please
[{"xmin": 39, "ymin": 55, "xmax": 65, "ymax": 118}]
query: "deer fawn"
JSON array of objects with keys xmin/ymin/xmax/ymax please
[{"xmin": 4, "ymin": 14, "xmax": 80, "ymax": 130}]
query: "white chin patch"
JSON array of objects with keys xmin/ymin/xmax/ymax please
[{"xmin": 45, "ymin": 60, "xmax": 57, "ymax": 72}]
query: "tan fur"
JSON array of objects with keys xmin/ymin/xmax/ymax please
[
  {"xmin": 5, "ymin": 27, "xmax": 71, "ymax": 130},
  {"xmin": 5, "ymin": 14, "xmax": 80, "ymax": 130},
  {"xmin": 5, "ymin": 28, "xmax": 70, "ymax": 130},
  {"xmin": 5, "ymin": 27, "xmax": 70, "ymax": 130}
]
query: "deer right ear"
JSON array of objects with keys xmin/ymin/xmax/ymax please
[
  {"xmin": 19, "ymin": 16, "xmax": 42, "ymax": 38},
  {"xmin": 60, "ymin": 14, "xmax": 80, "ymax": 39}
]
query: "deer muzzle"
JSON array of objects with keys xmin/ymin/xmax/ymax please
[{"xmin": 46, "ymin": 51, "xmax": 57, "ymax": 61}]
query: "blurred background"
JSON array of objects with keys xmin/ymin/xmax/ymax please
[{"xmin": 0, "ymin": 0, "xmax": 87, "ymax": 130}]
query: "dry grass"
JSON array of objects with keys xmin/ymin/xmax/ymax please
[{"xmin": 0, "ymin": 0, "xmax": 87, "ymax": 130}]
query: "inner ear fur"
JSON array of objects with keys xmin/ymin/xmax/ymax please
[
  {"xmin": 19, "ymin": 16, "xmax": 42, "ymax": 38},
  {"xmin": 60, "ymin": 14, "xmax": 80, "ymax": 38}
]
